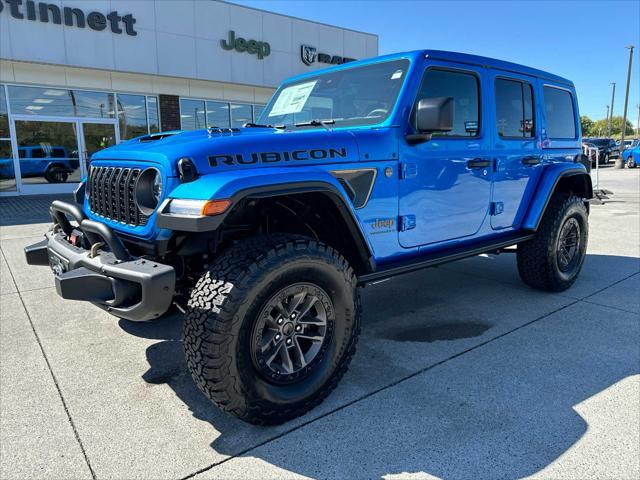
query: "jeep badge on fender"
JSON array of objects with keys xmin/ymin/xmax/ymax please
[{"xmin": 25, "ymin": 50, "xmax": 591, "ymax": 426}]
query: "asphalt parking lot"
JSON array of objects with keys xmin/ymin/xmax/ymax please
[{"xmin": 1, "ymin": 167, "xmax": 638, "ymax": 480}]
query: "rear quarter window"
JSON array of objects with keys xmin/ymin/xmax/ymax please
[{"xmin": 543, "ymin": 86, "xmax": 576, "ymax": 139}]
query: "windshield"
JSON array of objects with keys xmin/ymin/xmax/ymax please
[
  {"xmin": 591, "ymin": 139, "xmax": 609, "ymax": 146},
  {"xmin": 259, "ymin": 59, "xmax": 410, "ymax": 128}
]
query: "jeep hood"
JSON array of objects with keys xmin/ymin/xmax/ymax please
[{"xmin": 90, "ymin": 128, "xmax": 361, "ymax": 175}]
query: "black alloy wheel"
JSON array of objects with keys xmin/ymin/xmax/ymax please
[
  {"xmin": 556, "ymin": 217, "xmax": 581, "ymax": 273},
  {"xmin": 251, "ymin": 283, "xmax": 332, "ymax": 384}
]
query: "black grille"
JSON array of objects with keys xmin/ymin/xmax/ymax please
[{"xmin": 88, "ymin": 166, "xmax": 149, "ymax": 226}]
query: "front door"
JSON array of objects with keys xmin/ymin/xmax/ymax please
[
  {"xmin": 398, "ymin": 65, "xmax": 492, "ymax": 248},
  {"xmin": 490, "ymin": 72, "xmax": 542, "ymax": 229}
]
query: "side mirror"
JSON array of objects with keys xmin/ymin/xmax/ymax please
[{"xmin": 407, "ymin": 97, "xmax": 454, "ymax": 145}]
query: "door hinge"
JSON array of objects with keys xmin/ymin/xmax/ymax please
[
  {"xmin": 400, "ymin": 162, "xmax": 417, "ymax": 179},
  {"xmin": 490, "ymin": 202, "xmax": 504, "ymax": 216},
  {"xmin": 399, "ymin": 214, "xmax": 416, "ymax": 231}
]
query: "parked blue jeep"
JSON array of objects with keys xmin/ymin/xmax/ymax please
[
  {"xmin": 26, "ymin": 50, "xmax": 592, "ymax": 424},
  {"xmin": 0, "ymin": 146, "xmax": 78, "ymax": 183}
]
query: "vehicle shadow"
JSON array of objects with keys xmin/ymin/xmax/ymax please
[{"xmin": 120, "ymin": 252, "xmax": 639, "ymax": 479}]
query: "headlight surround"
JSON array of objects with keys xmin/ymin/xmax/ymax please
[{"xmin": 135, "ymin": 168, "xmax": 163, "ymax": 215}]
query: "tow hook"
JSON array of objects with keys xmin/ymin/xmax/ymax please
[{"xmin": 90, "ymin": 242, "xmax": 105, "ymax": 258}]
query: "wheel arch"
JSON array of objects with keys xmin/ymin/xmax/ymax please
[
  {"xmin": 159, "ymin": 177, "xmax": 375, "ymax": 275},
  {"xmin": 235, "ymin": 182, "xmax": 374, "ymax": 274},
  {"xmin": 522, "ymin": 166, "xmax": 593, "ymax": 231}
]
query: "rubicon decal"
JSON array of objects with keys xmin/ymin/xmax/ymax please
[{"xmin": 209, "ymin": 148, "xmax": 348, "ymax": 167}]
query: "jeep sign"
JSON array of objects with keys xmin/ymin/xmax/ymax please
[{"xmin": 221, "ymin": 30, "xmax": 270, "ymax": 60}]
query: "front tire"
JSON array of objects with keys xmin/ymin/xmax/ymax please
[
  {"xmin": 517, "ymin": 194, "xmax": 588, "ymax": 292},
  {"xmin": 183, "ymin": 234, "xmax": 360, "ymax": 425}
]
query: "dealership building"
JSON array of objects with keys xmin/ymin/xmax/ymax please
[{"xmin": 0, "ymin": 0, "xmax": 378, "ymax": 195}]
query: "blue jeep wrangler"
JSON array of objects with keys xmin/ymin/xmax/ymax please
[{"xmin": 25, "ymin": 50, "xmax": 592, "ymax": 424}]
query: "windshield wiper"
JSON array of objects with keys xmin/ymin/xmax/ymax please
[
  {"xmin": 293, "ymin": 119, "xmax": 336, "ymax": 131},
  {"xmin": 243, "ymin": 122, "xmax": 286, "ymax": 129}
]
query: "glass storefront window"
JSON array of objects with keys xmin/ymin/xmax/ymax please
[
  {"xmin": 253, "ymin": 104, "xmax": 265, "ymax": 122},
  {"xmin": 0, "ymin": 85, "xmax": 9, "ymax": 138},
  {"xmin": 230, "ymin": 103, "xmax": 252, "ymax": 128},
  {"xmin": 0, "ymin": 85, "xmax": 15, "ymax": 191},
  {"xmin": 147, "ymin": 97, "xmax": 160, "ymax": 133},
  {"xmin": 8, "ymin": 86, "xmax": 114, "ymax": 119},
  {"xmin": 118, "ymin": 94, "xmax": 148, "ymax": 140},
  {"xmin": 180, "ymin": 99, "xmax": 206, "ymax": 130},
  {"xmin": 206, "ymin": 101, "xmax": 230, "ymax": 128},
  {"xmin": 0, "ymin": 140, "xmax": 16, "ymax": 192},
  {"xmin": 14, "ymin": 120, "xmax": 81, "ymax": 185}
]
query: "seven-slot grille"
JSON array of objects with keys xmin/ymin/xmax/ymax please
[{"xmin": 88, "ymin": 166, "xmax": 149, "ymax": 226}]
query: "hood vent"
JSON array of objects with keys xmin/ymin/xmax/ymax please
[{"xmin": 139, "ymin": 132, "xmax": 179, "ymax": 143}]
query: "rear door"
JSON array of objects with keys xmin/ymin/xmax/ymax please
[{"xmin": 489, "ymin": 72, "xmax": 543, "ymax": 230}]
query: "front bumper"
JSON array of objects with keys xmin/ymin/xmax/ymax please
[{"xmin": 24, "ymin": 201, "xmax": 175, "ymax": 321}]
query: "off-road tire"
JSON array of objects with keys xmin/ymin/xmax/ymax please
[
  {"xmin": 183, "ymin": 234, "xmax": 361, "ymax": 425},
  {"xmin": 517, "ymin": 194, "xmax": 588, "ymax": 292},
  {"xmin": 628, "ymin": 155, "xmax": 637, "ymax": 168}
]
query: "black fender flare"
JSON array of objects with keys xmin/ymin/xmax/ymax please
[
  {"xmin": 157, "ymin": 181, "xmax": 376, "ymax": 273},
  {"xmin": 523, "ymin": 168, "xmax": 593, "ymax": 231}
]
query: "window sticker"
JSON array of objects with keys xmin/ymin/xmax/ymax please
[
  {"xmin": 391, "ymin": 69, "xmax": 403, "ymax": 80},
  {"xmin": 268, "ymin": 81, "xmax": 318, "ymax": 117}
]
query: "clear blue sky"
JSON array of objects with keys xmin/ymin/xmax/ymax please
[{"xmin": 230, "ymin": 0, "xmax": 640, "ymax": 127}]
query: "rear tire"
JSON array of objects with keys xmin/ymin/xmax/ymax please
[
  {"xmin": 628, "ymin": 155, "xmax": 637, "ymax": 168},
  {"xmin": 517, "ymin": 194, "xmax": 588, "ymax": 292},
  {"xmin": 183, "ymin": 234, "xmax": 360, "ymax": 425},
  {"xmin": 44, "ymin": 165, "xmax": 68, "ymax": 183}
]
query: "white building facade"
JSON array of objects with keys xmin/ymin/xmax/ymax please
[{"xmin": 0, "ymin": 0, "xmax": 378, "ymax": 195}]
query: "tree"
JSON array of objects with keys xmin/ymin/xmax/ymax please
[
  {"xmin": 580, "ymin": 116, "xmax": 595, "ymax": 136},
  {"xmin": 591, "ymin": 116, "xmax": 634, "ymax": 137}
]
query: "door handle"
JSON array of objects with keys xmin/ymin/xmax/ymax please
[
  {"xmin": 467, "ymin": 158, "xmax": 491, "ymax": 169},
  {"xmin": 522, "ymin": 156, "xmax": 541, "ymax": 165}
]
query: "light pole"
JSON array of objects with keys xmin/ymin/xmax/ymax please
[
  {"xmin": 636, "ymin": 104, "xmax": 639, "ymax": 139},
  {"xmin": 606, "ymin": 105, "xmax": 610, "ymax": 126},
  {"xmin": 616, "ymin": 45, "xmax": 634, "ymax": 168},
  {"xmin": 607, "ymin": 82, "xmax": 616, "ymax": 137}
]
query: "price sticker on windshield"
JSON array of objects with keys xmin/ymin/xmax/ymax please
[{"xmin": 268, "ymin": 80, "xmax": 318, "ymax": 117}]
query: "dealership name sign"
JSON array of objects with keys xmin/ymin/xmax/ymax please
[{"xmin": 0, "ymin": 0, "xmax": 137, "ymax": 35}]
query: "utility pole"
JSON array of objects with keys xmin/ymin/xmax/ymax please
[
  {"xmin": 606, "ymin": 105, "xmax": 610, "ymax": 125},
  {"xmin": 616, "ymin": 45, "xmax": 634, "ymax": 168},
  {"xmin": 636, "ymin": 104, "xmax": 639, "ymax": 139},
  {"xmin": 608, "ymin": 82, "xmax": 616, "ymax": 137}
]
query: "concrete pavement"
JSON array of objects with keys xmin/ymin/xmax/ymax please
[{"xmin": 1, "ymin": 168, "xmax": 638, "ymax": 480}]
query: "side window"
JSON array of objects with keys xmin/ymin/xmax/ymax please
[
  {"xmin": 543, "ymin": 86, "xmax": 576, "ymax": 139},
  {"xmin": 495, "ymin": 78, "xmax": 535, "ymax": 138},
  {"xmin": 414, "ymin": 69, "xmax": 480, "ymax": 137}
]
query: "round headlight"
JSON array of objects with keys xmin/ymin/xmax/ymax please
[{"xmin": 135, "ymin": 168, "xmax": 162, "ymax": 216}]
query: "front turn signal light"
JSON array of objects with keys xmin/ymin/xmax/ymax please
[
  {"xmin": 166, "ymin": 198, "xmax": 231, "ymax": 216},
  {"xmin": 201, "ymin": 199, "xmax": 231, "ymax": 216}
]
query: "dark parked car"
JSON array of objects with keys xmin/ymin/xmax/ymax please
[{"xmin": 582, "ymin": 138, "xmax": 619, "ymax": 164}]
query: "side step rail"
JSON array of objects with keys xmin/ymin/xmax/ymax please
[{"xmin": 358, "ymin": 233, "xmax": 535, "ymax": 286}]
